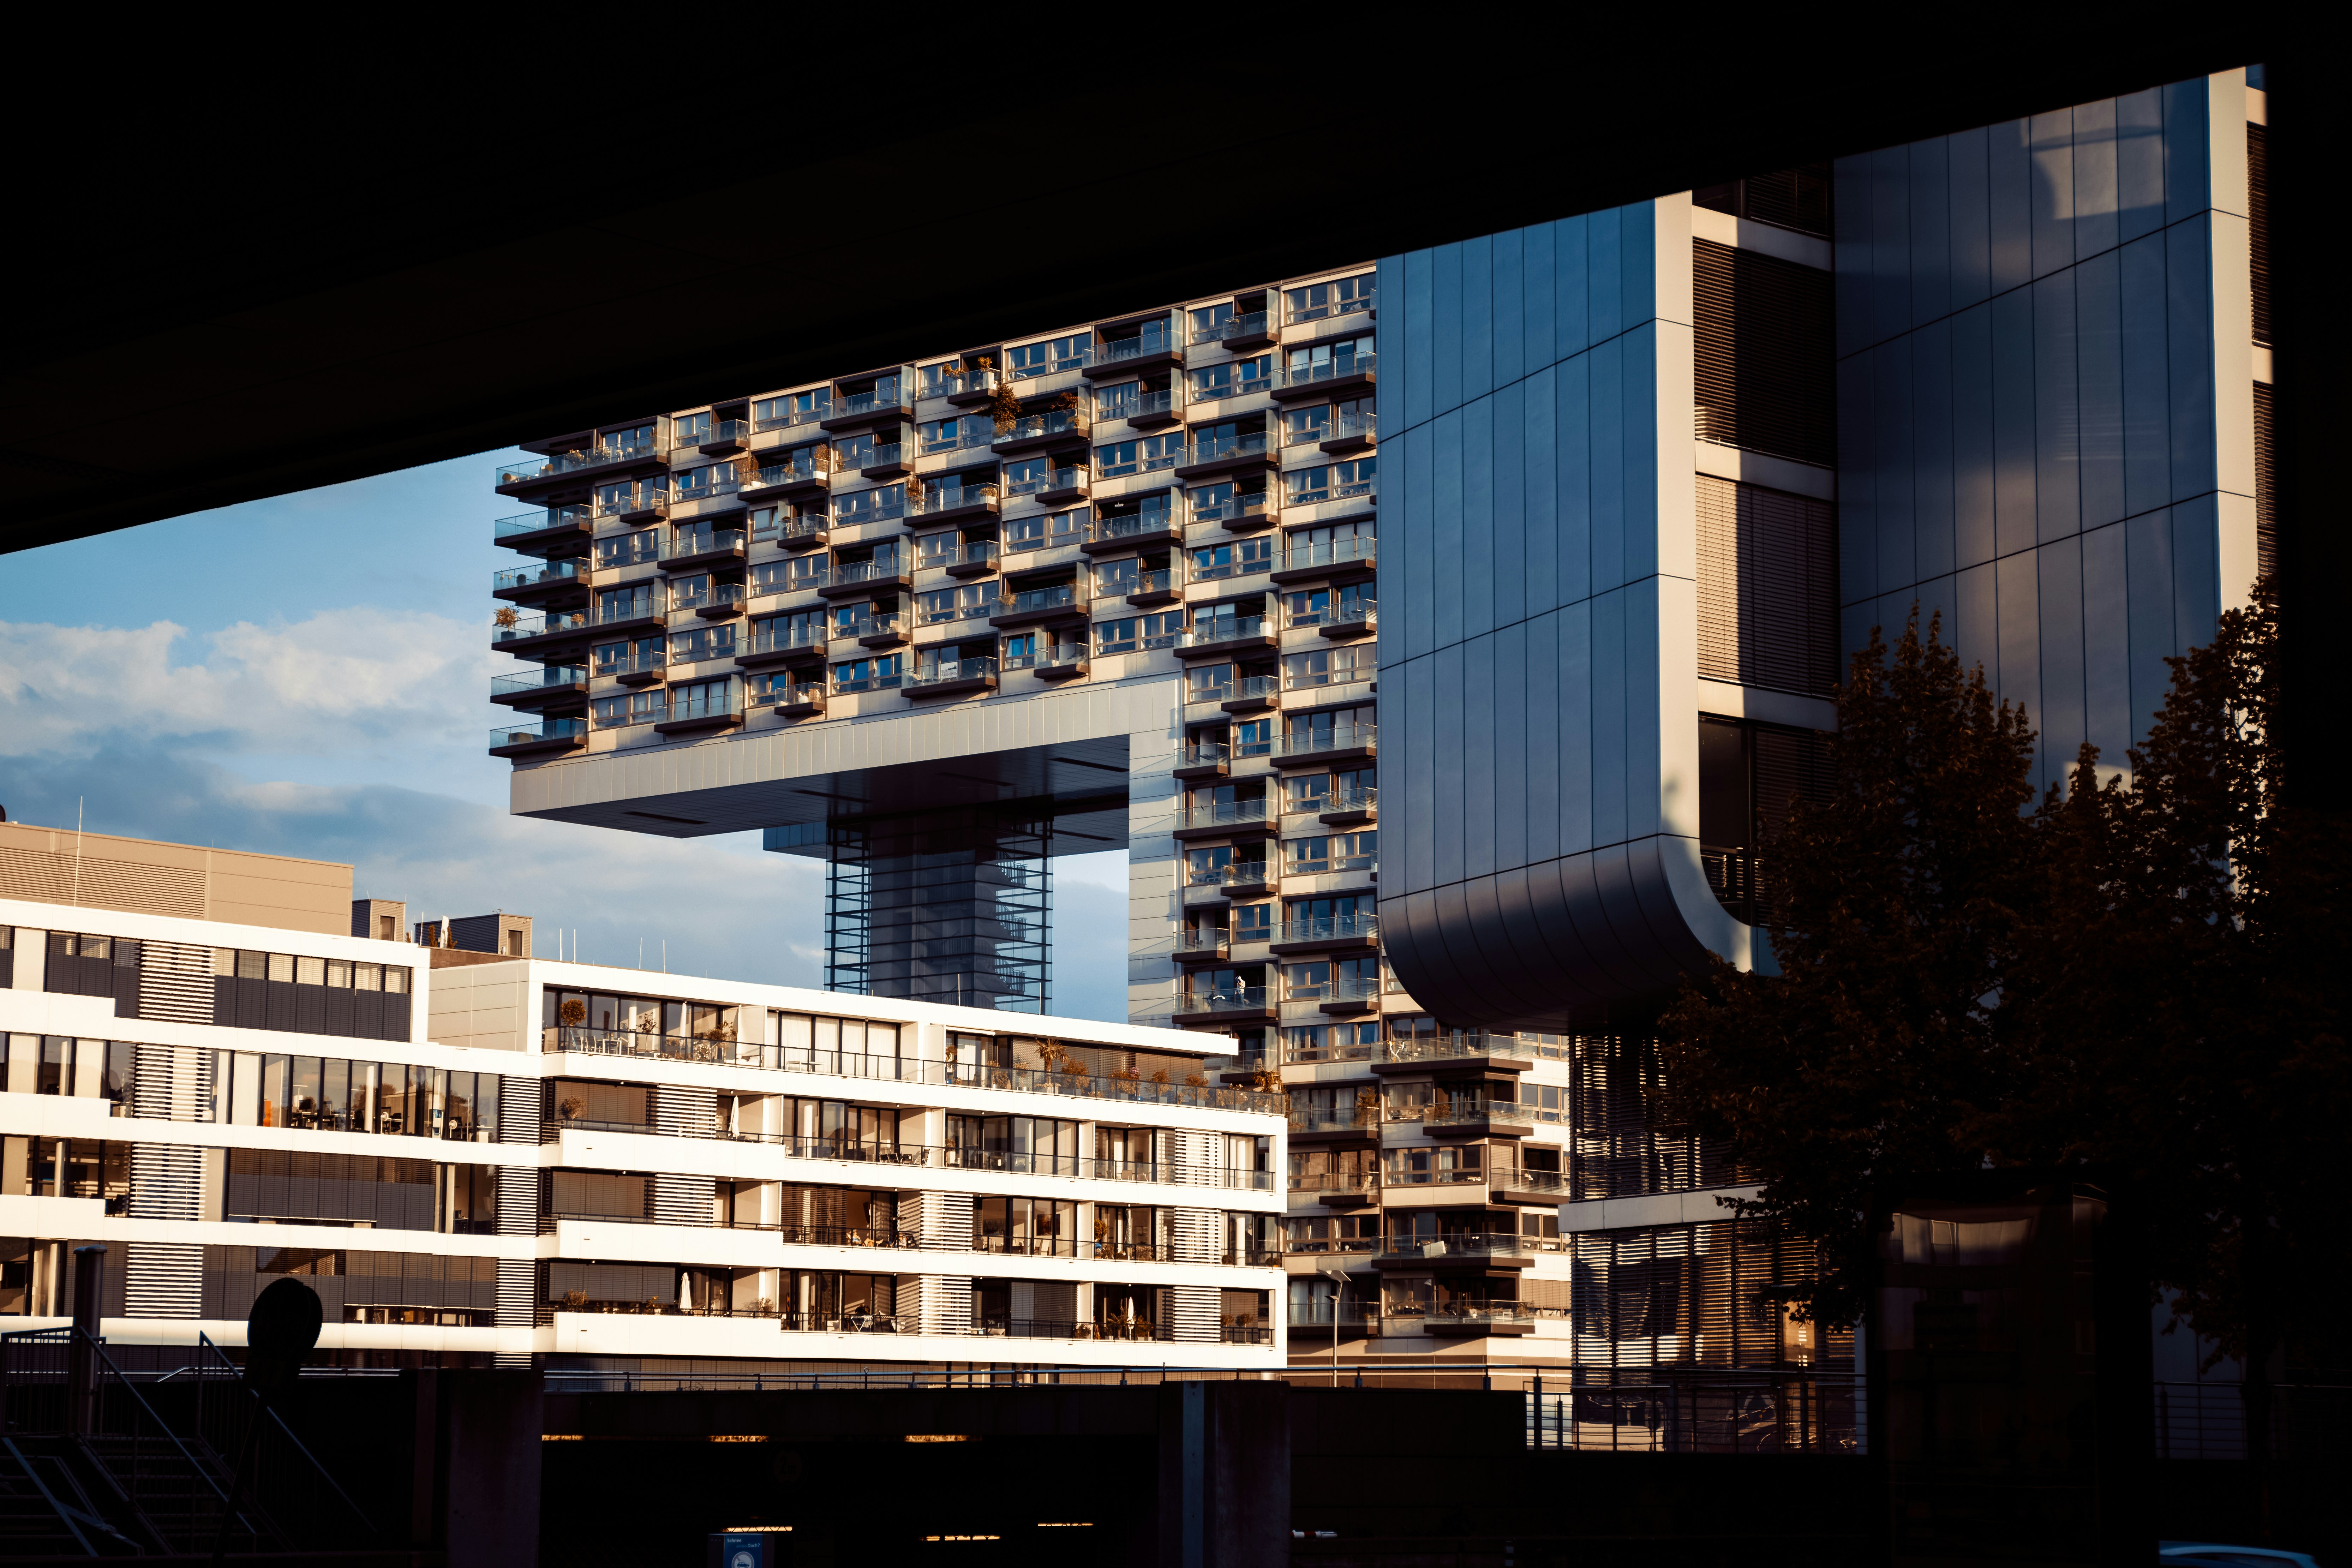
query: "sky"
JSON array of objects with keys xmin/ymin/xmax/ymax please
[{"xmin": 0, "ymin": 451, "xmax": 1134, "ymax": 1022}]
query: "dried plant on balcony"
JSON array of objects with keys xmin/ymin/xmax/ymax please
[
  {"xmin": 559, "ymin": 999, "xmax": 586, "ymax": 1025},
  {"xmin": 732, "ymin": 454, "xmax": 759, "ymax": 485},
  {"xmin": 563, "ymin": 1289, "xmax": 588, "ymax": 1310},
  {"xmin": 494, "ymin": 606, "xmax": 520, "ymax": 628},
  {"xmin": 558, "ymin": 1096, "xmax": 583, "ymax": 1120},
  {"xmin": 986, "ymin": 379, "xmax": 1025, "ymax": 434}
]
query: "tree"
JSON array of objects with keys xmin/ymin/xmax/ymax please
[{"xmin": 1660, "ymin": 583, "xmax": 2350, "ymax": 1377}]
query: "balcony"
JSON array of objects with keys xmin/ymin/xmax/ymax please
[
  {"xmin": 1412, "ymin": 1097, "xmax": 1561, "ymax": 1138},
  {"xmin": 1122, "ymin": 566, "xmax": 1182, "ymax": 607},
  {"xmin": 1287, "ymin": 1106, "xmax": 1376, "ymax": 1141},
  {"xmin": 659, "ymin": 526, "xmax": 747, "ymax": 571},
  {"xmin": 1275, "ymin": 723, "xmax": 1377, "ymax": 767},
  {"xmin": 491, "ymin": 557, "xmax": 586, "ymax": 601},
  {"xmin": 837, "ymin": 613, "xmax": 907, "ymax": 649},
  {"xmin": 832, "ymin": 668, "xmax": 905, "ymax": 695},
  {"xmin": 755, "ymin": 400, "xmax": 832, "ymax": 434},
  {"xmin": 494, "ymin": 506, "xmax": 594, "ymax": 550},
  {"xmin": 653, "ymin": 690, "xmax": 745, "ymax": 736},
  {"xmin": 1190, "ymin": 550, "xmax": 1273, "ymax": 587},
  {"xmin": 905, "ymin": 657, "xmax": 999, "ymax": 699},
  {"xmin": 1322, "ymin": 411, "xmax": 1378, "ymax": 455},
  {"xmin": 1221, "ymin": 674, "xmax": 1280, "ymax": 713},
  {"xmin": 734, "ymin": 626, "xmax": 827, "ymax": 671},
  {"xmin": 592, "ymin": 491, "xmax": 669, "ymax": 524},
  {"xmin": 1190, "ymin": 489, "xmax": 1277, "ymax": 533},
  {"xmin": 1273, "ymin": 352, "xmax": 1378, "ymax": 403},
  {"xmin": 1272, "ymin": 535, "xmax": 1378, "ymax": 584},
  {"xmin": 1193, "ymin": 311, "xmax": 1275, "ymax": 352},
  {"xmin": 1175, "ymin": 431, "xmax": 1276, "ymax": 483},
  {"xmin": 1174, "ymin": 617, "xmax": 1276, "ymax": 660},
  {"xmin": 860, "ymin": 442, "xmax": 913, "ymax": 480},
  {"xmin": 772, "ymin": 683, "xmax": 826, "ymax": 719},
  {"xmin": 908, "ymin": 484, "xmax": 1001, "ymax": 528},
  {"xmin": 1320, "ymin": 785, "xmax": 1377, "ymax": 826},
  {"xmin": 1004, "ymin": 645, "xmax": 1087, "ymax": 682},
  {"xmin": 1081, "ymin": 332, "xmax": 1180, "ymax": 381},
  {"xmin": 1173, "ymin": 799, "xmax": 1277, "ymax": 843},
  {"xmin": 1082, "ymin": 511, "xmax": 1181, "ymax": 555},
  {"xmin": 819, "ymin": 387, "xmax": 914, "ymax": 432},
  {"xmin": 750, "ymin": 455, "xmax": 835, "ymax": 499},
  {"xmin": 933, "ymin": 369, "xmax": 1002, "ymax": 408},
  {"xmin": 1372, "ymin": 1234, "xmax": 1542, "ymax": 1268},
  {"xmin": 1271, "ymin": 915, "xmax": 1379, "ymax": 955},
  {"xmin": 994, "ymin": 408, "xmax": 1093, "ymax": 456},
  {"xmin": 1187, "ymin": 862, "xmax": 1275, "ymax": 900},
  {"xmin": 1173, "ymin": 929, "xmax": 1230, "ymax": 964},
  {"xmin": 488, "ymin": 718, "xmax": 586, "ymax": 758},
  {"xmin": 491, "ymin": 665, "xmax": 588, "ymax": 708},
  {"xmin": 988, "ymin": 583, "xmax": 1089, "ymax": 629},
  {"xmin": 818, "ymin": 560, "xmax": 913, "ymax": 599},
  {"xmin": 771, "ymin": 513, "xmax": 830, "ymax": 551},
  {"xmin": 601, "ymin": 649, "xmax": 666, "ymax": 687},
  {"xmin": 669, "ymin": 581, "xmax": 746, "ymax": 620},
  {"xmin": 1174, "ymin": 984, "xmax": 1274, "ymax": 1024},
  {"xmin": 1286, "ymin": 975, "xmax": 1382, "ymax": 1016},
  {"xmin": 939, "ymin": 540, "xmax": 1000, "ymax": 579},
  {"xmin": 493, "ymin": 442, "xmax": 666, "ymax": 495},
  {"xmin": 1174, "ymin": 741, "xmax": 1230, "ymax": 780},
  {"xmin": 491, "ymin": 608, "xmax": 592, "ymax": 653}
]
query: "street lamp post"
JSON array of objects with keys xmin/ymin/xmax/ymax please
[{"xmin": 1318, "ymin": 1267, "xmax": 1353, "ymax": 1388}]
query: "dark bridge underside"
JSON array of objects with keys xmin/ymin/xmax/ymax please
[{"xmin": 0, "ymin": 28, "xmax": 2267, "ymax": 555}]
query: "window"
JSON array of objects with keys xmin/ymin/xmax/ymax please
[
  {"xmin": 1285, "ymin": 581, "xmax": 1373, "ymax": 629},
  {"xmin": 1189, "ymin": 357, "xmax": 1273, "ymax": 403},
  {"xmin": 668, "ymin": 573, "xmax": 713, "ymax": 612},
  {"xmin": 594, "ymin": 528, "xmax": 660, "ymax": 569},
  {"xmin": 832, "ymin": 431, "xmax": 878, "ymax": 468},
  {"xmin": 1093, "ymin": 434, "xmax": 1183, "ymax": 478},
  {"xmin": 1287, "ymin": 830, "xmax": 1376, "ymax": 874},
  {"xmin": 667, "ymin": 623, "xmax": 735, "ymax": 664},
  {"xmin": 1698, "ymin": 715, "xmax": 1833, "ymax": 923},
  {"xmin": 1286, "ymin": 456, "xmax": 1377, "ymax": 506},
  {"xmin": 1283, "ymin": 405, "xmax": 1331, "ymax": 446},
  {"xmin": 1283, "ymin": 644, "xmax": 1374, "ymax": 689},
  {"xmin": 1695, "ymin": 475, "xmax": 1837, "ymax": 696},
  {"xmin": 1692, "ymin": 239, "xmax": 1836, "ymax": 466},
  {"xmin": 596, "ymin": 584, "xmax": 655, "ymax": 624},
  {"xmin": 916, "ymin": 584, "xmax": 995, "ymax": 625},
  {"xmin": 1095, "ymin": 381, "xmax": 1139, "ymax": 421},
  {"xmin": 1285, "ymin": 273, "xmax": 1375, "ymax": 323},
  {"xmin": 1285, "ymin": 334, "xmax": 1372, "ymax": 384},
  {"xmin": 597, "ymin": 477, "xmax": 665, "ymax": 514},
  {"xmin": 674, "ymin": 411, "xmax": 712, "ymax": 443},
  {"xmin": 670, "ymin": 675, "xmax": 737, "ymax": 721},
  {"xmin": 1007, "ymin": 334, "xmax": 1087, "ymax": 379},
  {"xmin": 1190, "ymin": 536, "xmax": 1272, "ymax": 582},
  {"xmin": 1094, "ymin": 558, "xmax": 1142, "ymax": 597},
  {"xmin": 832, "ymin": 655, "xmax": 903, "ymax": 694},
  {"xmin": 832, "ymin": 484, "xmax": 906, "ymax": 526},
  {"xmin": 591, "ymin": 689, "xmax": 666, "ymax": 728},
  {"xmin": 919, "ymin": 414, "xmax": 989, "ymax": 454}
]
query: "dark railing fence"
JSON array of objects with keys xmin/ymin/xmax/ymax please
[
  {"xmin": 0, "ymin": 1325, "xmax": 380, "ymax": 1554},
  {"xmin": 1528, "ymin": 1372, "xmax": 1861, "ymax": 1455}
]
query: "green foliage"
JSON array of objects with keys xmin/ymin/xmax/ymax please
[{"xmin": 1662, "ymin": 583, "xmax": 2350, "ymax": 1368}]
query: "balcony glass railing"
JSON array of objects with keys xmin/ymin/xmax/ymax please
[
  {"xmin": 494, "ymin": 609, "xmax": 591, "ymax": 642},
  {"xmin": 1282, "ymin": 1034, "xmax": 1379, "ymax": 1066},
  {"xmin": 490, "ymin": 718, "xmax": 585, "ymax": 748},
  {"xmin": 1276, "ymin": 722, "xmax": 1376, "ymax": 758},
  {"xmin": 491, "ymin": 559, "xmax": 583, "ymax": 592},
  {"xmin": 1089, "ymin": 513, "xmax": 1176, "ymax": 546},
  {"xmin": 701, "ymin": 418, "xmax": 752, "ymax": 445},
  {"xmin": 1286, "ymin": 1106, "xmax": 1375, "ymax": 1135},
  {"xmin": 1175, "ymin": 928, "xmax": 1230, "ymax": 958},
  {"xmin": 998, "ymin": 584, "xmax": 1087, "ymax": 617},
  {"xmin": 1003, "ymin": 645, "xmax": 1085, "ymax": 674},
  {"xmin": 1118, "ymin": 567, "xmax": 1177, "ymax": 600},
  {"xmin": 837, "ymin": 559, "xmax": 908, "ymax": 586},
  {"xmin": 1285, "ymin": 974, "xmax": 1381, "ymax": 1005},
  {"xmin": 860, "ymin": 442, "xmax": 906, "ymax": 470},
  {"xmin": 756, "ymin": 453, "xmax": 834, "ymax": 485},
  {"xmin": 594, "ymin": 649, "xmax": 665, "ymax": 680},
  {"xmin": 1185, "ymin": 800, "xmax": 1272, "ymax": 830},
  {"xmin": 1378, "ymin": 1031, "xmax": 1544, "ymax": 1065},
  {"xmin": 1186, "ymin": 431, "xmax": 1271, "ymax": 466},
  {"xmin": 1091, "ymin": 330, "xmax": 1174, "ymax": 369},
  {"xmin": 1328, "ymin": 411, "xmax": 1377, "ymax": 444},
  {"xmin": 1286, "ymin": 285, "xmax": 1376, "ymax": 325},
  {"xmin": 1191, "ymin": 490, "xmax": 1273, "ymax": 527},
  {"xmin": 495, "ymin": 443, "xmax": 663, "ymax": 486},
  {"xmin": 995, "ymin": 409, "xmax": 1092, "ymax": 445},
  {"xmin": 1192, "ymin": 310, "xmax": 1269, "ymax": 346},
  {"xmin": 912, "ymin": 484, "xmax": 1000, "ymax": 518},
  {"xmin": 1323, "ymin": 785, "xmax": 1377, "ymax": 815},
  {"xmin": 832, "ymin": 495, "xmax": 908, "ymax": 528},
  {"xmin": 495, "ymin": 506, "xmax": 593, "ymax": 539},
  {"xmin": 1377, "ymin": 1234, "xmax": 1557, "ymax": 1261},
  {"xmin": 1281, "ymin": 537, "xmax": 1377, "ymax": 573},
  {"xmin": 540, "ymin": 1025, "xmax": 1284, "ymax": 1114},
  {"xmin": 1289, "ymin": 1168, "xmax": 1378, "ymax": 1195},
  {"xmin": 832, "ymin": 668, "xmax": 905, "ymax": 694},
  {"xmin": 1277, "ymin": 915, "xmax": 1378, "ymax": 945},
  {"xmin": 1279, "ymin": 351, "xmax": 1377, "ymax": 392},
  {"xmin": 743, "ymin": 622, "xmax": 826, "ymax": 657},
  {"xmin": 1178, "ymin": 741, "xmax": 1231, "ymax": 770},
  {"xmin": 1286, "ymin": 597, "xmax": 1375, "ymax": 632},
  {"xmin": 1190, "ymin": 551, "xmax": 1273, "ymax": 583},
  {"xmin": 1407, "ymin": 1097, "xmax": 1567, "ymax": 1129},
  {"xmin": 833, "ymin": 613, "xmax": 904, "ymax": 642},
  {"xmin": 667, "ymin": 526, "xmax": 746, "ymax": 559},
  {"xmin": 755, "ymin": 402, "xmax": 831, "ymax": 431},
  {"xmin": 592, "ymin": 492, "xmax": 669, "ymax": 521},
  {"xmin": 1176, "ymin": 617, "xmax": 1267, "ymax": 648},
  {"xmin": 910, "ymin": 657, "xmax": 998, "ymax": 688},
  {"xmin": 1186, "ymin": 863, "xmax": 1269, "ymax": 891},
  {"xmin": 917, "ymin": 540, "xmax": 997, "ymax": 574},
  {"xmin": 1180, "ymin": 984, "xmax": 1270, "ymax": 1014},
  {"xmin": 491, "ymin": 666, "xmax": 586, "ymax": 698},
  {"xmin": 772, "ymin": 683, "xmax": 825, "ymax": 708},
  {"xmin": 668, "ymin": 690, "xmax": 743, "ymax": 724},
  {"xmin": 832, "ymin": 386, "xmax": 908, "ymax": 419}
]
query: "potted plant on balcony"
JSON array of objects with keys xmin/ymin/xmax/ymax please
[
  {"xmin": 971, "ymin": 356, "xmax": 998, "ymax": 393},
  {"xmin": 495, "ymin": 606, "xmax": 520, "ymax": 629},
  {"xmin": 559, "ymin": 998, "xmax": 586, "ymax": 1027},
  {"xmin": 563, "ymin": 1288, "xmax": 588, "ymax": 1311},
  {"xmin": 559, "ymin": 1095, "xmax": 584, "ymax": 1122},
  {"xmin": 732, "ymin": 454, "xmax": 760, "ymax": 487},
  {"xmin": 987, "ymin": 378, "xmax": 1025, "ymax": 435}
]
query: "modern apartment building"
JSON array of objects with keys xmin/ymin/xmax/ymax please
[
  {"xmin": 0, "ymin": 839, "xmax": 1287, "ymax": 1370},
  {"xmin": 482, "ymin": 67, "xmax": 2268, "ymax": 1378}
]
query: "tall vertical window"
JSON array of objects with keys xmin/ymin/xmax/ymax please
[
  {"xmin": 1695, "ymin": 475, "xmax": 1838, "ymax": 696},
  {"xmin": 1697, "ymin": 716, "xmax": 1833, "ymax": 925},
  {"xmin": 1693, "ymin": 240, "xmax": 1835, "ymax": 466}
]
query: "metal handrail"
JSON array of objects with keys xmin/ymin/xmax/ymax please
[{"xmin": 193, "ymin": 1334, "xmax": 380, "ymax": 1545}]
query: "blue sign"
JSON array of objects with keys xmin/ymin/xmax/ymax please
[{"xmin": 708, "ymin": 1531, "xmax": 776, "ymax": 1568}]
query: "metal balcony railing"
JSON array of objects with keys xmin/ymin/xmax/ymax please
[
  {"xmin": 491, "ymin": 559, "xmax": 583, "ymax": 592},
  {"xmin": 1281, "ymin": 537, "xmax": 1377, "ymax": 573},
  {"xmin": 1179, "ymin": 985, "xmax": 1271, "ymax": 1014},
  {"xmin": 492, "ymin": 665, "xmax": 587, "ymax": 698},
  {"xmin": 490, "ymin": 718, "xmax": 585, "ymax": 748},
  {"xmin": 1276, "ymin": 915, "xmax": 1377, "ymax": 944},
  {"xmin": 1279, "ymin": 351, "xmax": 1377, "ymax": 391},
  {"xmin": 496, "ymin": 505, "xmax": 593, "ymax": 539},
  {"xmin": 996, "ymin": 409, "xmax": 1091, "ymax": 444},
  {"xmin": 1184, "ymin": 799, "xmax": 1271, "ymax": 830},
  {"xmin": 493, "ymin": 609, "xmax": 590, "ymax": 642},
  {"xmin": 909, "ymin": 657, "xmax": 998, "ymax": 687}
]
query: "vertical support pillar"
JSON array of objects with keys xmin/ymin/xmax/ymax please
[{"xmin": 67, "ymin": 1245, "xmax": 104, "ymax": 1435}]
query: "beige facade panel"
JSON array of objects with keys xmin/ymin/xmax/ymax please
[{"xmin": 0, "ymin": 824, "xmax": 351, "ymax": 935}]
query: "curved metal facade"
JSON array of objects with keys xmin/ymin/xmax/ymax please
[{"xmin": 1376, "ymin": 198, "xmax": 1762, "ymax": 1030}]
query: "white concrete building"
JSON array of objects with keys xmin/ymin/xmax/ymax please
[{"xmin": 0, "ymin": 852, "xmax": 1284, "ymax": 1372}]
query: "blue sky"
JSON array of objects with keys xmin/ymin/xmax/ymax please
[{"xmin": 0, "ymin": 451, "xmax": 1133, "ymax": 1022}]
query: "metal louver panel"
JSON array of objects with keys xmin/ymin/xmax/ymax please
[
  {"xmin": 136, "ymin": 940, "xmax": 216, "ymax": 1025},
  {"xmin": 1569, "ymin": 1036, "xmax": 1745, "ymax": 1201},
  {"xmin": 1693, "ymin": 240, "xmax": 1836, "ymax": 468},
  {"xmin": 2249, "ymin": 124, "xmax": 2269, "ymax": 347},
  {"xmin": 1569, "ymin": 1219, "xmax": 1853, "ymax": 1380},
  {"xmin": 1168, "ymin": 1285, "xmax": 1221, "ymax": 1343},
  {"xmin": 127, "ymin": 1140, "xmax": 206, "ymax": 1318},
  {"xmin": 1750, "ymin": 723, "xmax": 1836, "ymax": 922},
  {"xmin": 2254, "ymin": 382, "xmax": 2275, "ymax": 578},
  {"xmin": 1696, "ymin": 475, "xmax": 1839, "ymax": 696}
]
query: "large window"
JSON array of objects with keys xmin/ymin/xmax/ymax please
[
  {"xmin": 1285, "ymin": 273, "xmax": 1375, "ymax": 324},
  {"xmin": 1694, "ymin": 475, "xmax": 1837, "ymax": 696}
]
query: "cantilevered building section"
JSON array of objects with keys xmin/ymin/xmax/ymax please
[{"xmin": 480, "ymin": 66, "xmax": 2269, "ymax": 1378}]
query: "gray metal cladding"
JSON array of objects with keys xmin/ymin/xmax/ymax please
[
  {"xmin": 1378, "ymin": 199, "xmax": 1738, "ymax": 1029},
  {"xmin": 1833, "ymin": 73, "xmax": 2257, "ymax": 795}
]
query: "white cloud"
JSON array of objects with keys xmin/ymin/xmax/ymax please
[{"xmin": 0, "ymin": 611, "xmax": 490, "ymax": 758}]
